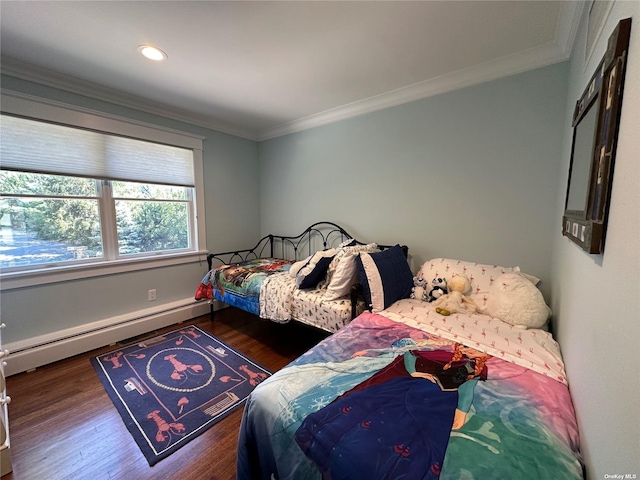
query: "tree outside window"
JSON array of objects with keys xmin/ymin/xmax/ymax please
[{"xmin": 0, "ymin": 171, "xmax": 192, "ymax": 270}]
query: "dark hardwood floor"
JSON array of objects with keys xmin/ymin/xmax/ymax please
[{"xmin": 3, "ymin": 308, "xmax": 329, "ymax": 480}]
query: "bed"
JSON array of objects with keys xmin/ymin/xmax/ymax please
[
  {"xmin": 236, "ymin": 258, "xmax": 584, "ymax": 480},
  {"xmin": 194, "ymin": 222, "xmax": 409, "ymax": 333}
]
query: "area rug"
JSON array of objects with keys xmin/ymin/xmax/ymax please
[{"xmin": 91, "ymin": 325, "xmax": 271, "ymax": 465}]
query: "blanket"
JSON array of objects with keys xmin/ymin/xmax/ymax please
[
  {"xmin": 195, "ymin": 258, "xmax": 292, "ymax": 315},
  {"xmin": 258, "ymin": 272, "xmax": 361, "ymax": 332},
  {"xmin": 237, "ymin": 302, "xmax": 583, "ymax": 479}
]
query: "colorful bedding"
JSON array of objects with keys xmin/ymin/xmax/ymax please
[
  {"xmin": 237, "ymin": 299, "xmax": 583, "ymax": 480},
  {"xmin": 195, "ymin": 258, "xmax": 367, "ymax": 333},
  {"xmin": 195, "ymin": 258, "xmax": 292, "ymax": 316},
  {"xmin": 260, "ymin": 272, "xmax": 367, "ymax": 332}
]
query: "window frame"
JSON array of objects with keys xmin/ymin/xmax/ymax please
[{"xmin": 0, "ymin": 90, "xmax": 207, "ymax": 291}]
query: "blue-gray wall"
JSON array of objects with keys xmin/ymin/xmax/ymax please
[
  {"xmin": 0, "ymin": 76, "xmax": 260, "ymax": 346},
  {"xmin": 3, "ymin": 19, "xmax": 638, "ymax": 472},
  {"xmin": 1, "ymin": 62, "xmax": 570, "ymax": 341},
  {"xmin": 0, "ymin": 75, "xmax": 261, "ymax": 254},
  {"xmin": 258, "ymin": 62, "xmax": 569, "ymax": 299}
]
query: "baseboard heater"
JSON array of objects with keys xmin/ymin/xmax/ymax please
[{"xmin": 3, "ymin": 298, "xmax": 212, "ymax": 376}]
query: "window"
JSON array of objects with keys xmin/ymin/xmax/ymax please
[
  {"xmin": 0, "ymin": 93, "xmax": 205, "ymax": 283},
  {"xmin": 0, "ymin": 171, "xmax": 104, "ymax": 268},
  {"xmin": 0, "ymin": 173, "xmax": 193, "ymax": 269},
  {"xmin": 112, "ymin": 181, "xmax": 191, "ymax": 256}
]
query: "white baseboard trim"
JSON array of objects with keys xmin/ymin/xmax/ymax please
[{"xmin": 4, "ymin": 298, "xmax": 219, "ymax": 376}]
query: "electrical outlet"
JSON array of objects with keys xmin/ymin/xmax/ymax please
[{"xmin": 148, "ymin": 289, "xmax": 157, "ymax": 301}]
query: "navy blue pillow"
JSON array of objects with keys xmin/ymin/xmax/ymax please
[
  {"xmin": 296, "ymin": 252, "xmax": 335, "ymax": 289},
  {"xmin": 356, "ymin": 244, "xmax": 413, "ymax": 312}
]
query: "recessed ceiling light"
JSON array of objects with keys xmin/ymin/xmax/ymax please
[{"xmin": 137, "ymin": 45, "xmax": 167, "ymax": 61}]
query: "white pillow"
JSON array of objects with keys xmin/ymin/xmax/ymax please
[
  {"xmin": 322, "ymin": 243, "xmax": 378, "ymax": 298},
  {"xmin": 289, "ymin": 254, "xmax": 313, "ymax": 278},
  {"xmin": 484, "ymin": 273, "xmax": 551, "ymax": 329},
  {"xmin": 419, "ymin": 258, "xmax": 538, "ymax": 310},
  {"xmin": 324, "ymin": 251, "xmax": 360, "ymax": 300}
]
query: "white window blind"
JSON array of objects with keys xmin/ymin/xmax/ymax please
[{"xmin": 0, "ymin": 114, "xmax": 195, "ymax": 187}]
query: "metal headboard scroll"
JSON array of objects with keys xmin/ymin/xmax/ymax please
[
  {"xmin": 206, "ymin": 221, "xmax": 355, "ymax": 270},
  {"xmin": 271, "ymin": 222, "xmax": 354, "ymax": 260}
]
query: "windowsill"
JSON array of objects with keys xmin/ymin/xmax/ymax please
[{"xmin": 0, "ymin": 250, "xmax": 209, "ymax": 291}]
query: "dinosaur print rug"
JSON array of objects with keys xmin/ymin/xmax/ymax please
[{"xmin": 91, "ymin": 325, "xmax": 271, "ymax": 465}]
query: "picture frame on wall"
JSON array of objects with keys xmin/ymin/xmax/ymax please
[{"xmin": 562, "ymin": 17, "xmax": 632, "ymax": 254}]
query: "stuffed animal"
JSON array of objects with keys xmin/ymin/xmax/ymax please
[
  {"xmin": 427, "ymin": 277, "xmax": 447, "ymax": 302},
  {"xmin": 484, "ymin": 273, "xmax": 551, "ymax": 329},
  {"xmin": 410, "ymin": 275, "xmax": 429, "ymax": 302},
  {"xmin": 432, "ymin": 273, "xmax": 479, "ymax": 314}
]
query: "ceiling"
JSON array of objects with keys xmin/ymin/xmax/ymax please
[{"xmin": 0, "ymin": 1, "xmax": 584, "ymax": 141}]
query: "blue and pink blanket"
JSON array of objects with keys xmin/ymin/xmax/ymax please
[{"xmin": 237, "ymin": 300, "xmax": 583, "ymax": 479}]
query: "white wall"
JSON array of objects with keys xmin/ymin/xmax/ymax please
[
  {"xmin": 551, "ymin": 2, "xmax": 640, "ymax": 478},
  {"xmin": 258, "ymin": 62, "xmax": 569, "ymax": 300}
]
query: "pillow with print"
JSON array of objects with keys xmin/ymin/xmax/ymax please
[{"xmin": 418, "ymin": 258, "xmax": 539, "ymax": 310}]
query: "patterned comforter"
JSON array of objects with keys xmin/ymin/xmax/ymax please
[
  {"xmin": 195, "ymin": 260, "xmax": 365, "ymax": 332},
  {"xmin": 259, "ymin": 272, "xmax": 366, "ymax": 332},
  {"xmin": 195, "ymin": 258, "xmax": 293, "ymax": 316},
  {"xmin": 237, "ymin": 299, "xmax": 583, "ymax": 480}
]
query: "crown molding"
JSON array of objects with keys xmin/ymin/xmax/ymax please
[
  {"xmin": 1, "ymin": 2, "xmax": 585, "ymax": 143},
  {"xmin": 0, "ymin": 56, "xmax": 259, "ymax": 141},
  {"xmin": 257, "ymin": 1, "xmax": 585, "ymax": 141},
  {"xmin": 554, "ymin": 0, "xmax": 587, "ymax": 58},
  {"xmin": 257, "ymin": 42, "xmax": 567, "ymax": 140}
]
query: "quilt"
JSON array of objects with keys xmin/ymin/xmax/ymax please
[
  {"xmin": 237, "ymin": 300, "xmax": 583, "ymax": 480},
  {"xmin": 195, "ymin": 258, "xmax": 292, "ymax": 316}
]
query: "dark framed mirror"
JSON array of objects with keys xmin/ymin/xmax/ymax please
[{"xmin": 563, "ymin": 17, "xmax": 632, "ymax": 254}]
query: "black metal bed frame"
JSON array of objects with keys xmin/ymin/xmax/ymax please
[{"xmin": 205, "ymin": 221, "xmax": 408, "ymax": 322}]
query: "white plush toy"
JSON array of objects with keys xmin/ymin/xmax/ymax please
[
  {"xmin": 410, "ymin": 275, "xmax": 429, "ymax": 302},
  {"xmin": 484, "ymin": 273, "xmax": 551, "ymax": 329},
  {"xmin": 432, "ymin": 273, "xmax": 479, "ymax": 314}
]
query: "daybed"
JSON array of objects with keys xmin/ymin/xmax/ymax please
[
  {"xmin": 195, "ymin": 222, "xmax": 409, "ymax": 333},
  {"xmin": 237, "ymin": 257, "xmax": 584, "ymax": 480}
]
